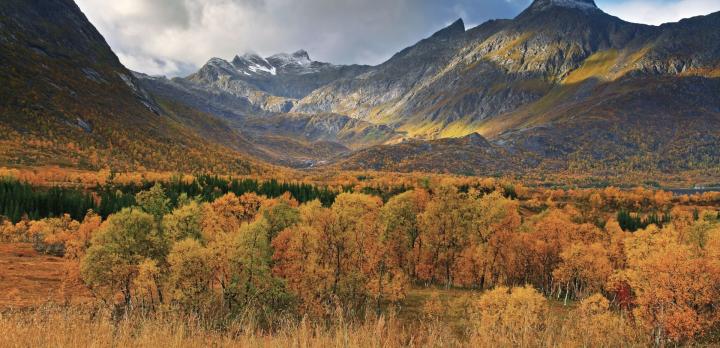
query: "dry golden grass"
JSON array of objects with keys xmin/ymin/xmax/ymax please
[
  {"xmin": 0, "ymin": 308, "xmax": 459, "ymax": 348},
  {"xmin": 562, "ymin": 50, "xmax": 620, "ymax": 85},
  {"xmin": 0, "ymin": 304, "xmax": 657, "ymax": 348},
  {"xmin": 0, "ymin": 244, "xmax": 674, "ymax": 347},
  {"xmin": 0, "ymin": 243, "xmax": 92, "ymax": 308}
]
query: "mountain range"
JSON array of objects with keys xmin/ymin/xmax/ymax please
[{"xmin": 2, "ymin": 0, "xmax": 719, "ymax": 180}]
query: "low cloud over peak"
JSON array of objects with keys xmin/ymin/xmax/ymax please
[{"xmin": 75, "ymin": 0, "xmax": 720, "ymax": 76}]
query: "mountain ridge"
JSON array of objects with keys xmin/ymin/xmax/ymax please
[
  {"xmin": 136, "ymin": 0, "xmax": 720, "ymax": 176},
  {"xmin": 3, "ymin": 0, "xmax": 720, "ymax": 180},
  {"xmin": 291, "ymin": 3, "xmax": 720, "ymax": 175}
]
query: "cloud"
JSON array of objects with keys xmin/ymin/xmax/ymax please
[
  {"xmin": 598, "ymin": 0, "xmax": 720, "ymax": 25},
  {"xmin": 74, "ymin": 0, "xmax": 719, "ymax": 77},
  {"xmin": 75, "ymin": 0, "xmax": 526, "ymax": 76}
]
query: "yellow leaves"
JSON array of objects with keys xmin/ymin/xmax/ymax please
[
  {"xmin": 333, "ymin": 192, "xmax": 382, "ymax": 226},
  {"xmin": 471, "ymin": 190, "xmax": 521, "ymax": 242},
  {"xmin": 565, "ymin": 294, "xmax": 642, "ymax": 346},
  {"xmin": 5, "ymin": 165, "xmax": 720, "ymax": 344},
  {"xmin": 272, "ymin": 192, "xmax": 411, "ymax": 316},
  {"xmin": 366, "ymin": 269, "xmax": 409, "ymax": 303},
  {"xmin": 65, "ymin": 211, "xmax": 102, "ymax": 260},
  {"xmin": 167, "ymin": 239, "xmax": 214, "ymax": 311},
  {"xmin": 577, "ymin": 293, "xmax": 610, "ymax": 318},
  {"xmin": 417, "ymin": 186, "xmax": 475, "ymax": 285},
  {"xmin": 454, "ymin": 244, "xmax": 487, "ymax": 288},
  {"xmin": 471, "ymin": 285, "xmax": 548, "ymax": 346},
  {"xmin": 163, "ymin": 201, "xmax": 204, "ymax": 242},
  {"xmin": 201, "ymin": 192, "xmax": 264, "ymax": 241},
  {"xmin": 28, "ymin": 214, "xmax": 80, "ymax": 256},
  {"xmin": 553, "ymin": 242, "xmax": 612, "ymax": 299},
  {"xmin": 133, "ymin": 258, "xmax": 162, "ymax": 307},
  {"xmin": 618, "ymin": 221, "xmax": 720, "ymax": 343},
  {"xmin": 272, "ymin": 224, "xmax": 327, "ymax": 316},
  {"xmin": 0, "ymin": 219, "xmax": 29, "ymax": 243}
]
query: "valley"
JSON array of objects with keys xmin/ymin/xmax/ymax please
[{"xmin": 1, "ymin": 0, "xmax": 720, "ymax": 346}]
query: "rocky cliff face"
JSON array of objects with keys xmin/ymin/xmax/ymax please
[
  {"xmin": 294, "ymin": 2, "xmax": 654, "ymax": 137},
  {"xmin": 292, "ymin": 19, "xmax": 474, "ymax": 121},
  {"xmin": 137, "ymin": 49, "xmax": 394, "ymax": 167}
]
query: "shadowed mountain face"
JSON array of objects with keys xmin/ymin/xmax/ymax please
[
  {"xmin": 3, "ymin": 0, "xmax": 720, "ymax": 178},
  {"xmin": 0, "ymin": 0, "xmax": 268, "ymax": 174}
]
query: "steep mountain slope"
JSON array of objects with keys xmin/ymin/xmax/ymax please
[
  {"xmin": 0, "ymin": 0, "xmax": 268, "ymax": 174},
  {"xmin": 5, "ymin": 0, "xmax": 717, "ymax": 179},
  {"xmin": 138, "ymin": 73, "xmax": 401, "ymax": 167},
  {"xmin": 310, "ymin": 0, "xmax": 720, "ymax": 176},
  {"xmin": 293, "ymin": 19, "xmax": 480, "ymax": 122},
  {"xmin": 296, "ymin": 0, "xmax": 653, "ymax": 137}
]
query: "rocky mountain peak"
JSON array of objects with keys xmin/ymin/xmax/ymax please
[
  {"xmin": 430, "ymin": 18, "xmax": 466, "ymax": 39},
  {"xmin": 199, "ymin": 57, "xmax": 239, "ymax": 77},
  {"xmin": 292, "ymin": 49, "xmax": 311, "ymax": 61},
  {"xmin": 269, "ymin": 50, "xmax": 314, "ymax": 67},
  {"xmin": 230, "ymin": 53, "xmax": 276, "ymax": 76},
  {"xmin": 528, "ymin": 0, "xmax": 599, "ymax": 12}
]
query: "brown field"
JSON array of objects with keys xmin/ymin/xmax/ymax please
[{"xmin": 0, "ymin": 243, "xmax": 92, "ymax": 308}]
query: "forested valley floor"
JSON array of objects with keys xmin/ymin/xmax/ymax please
[{"xmin": 1, "ymin": 168, "xmax": 720, "ymax": 347}]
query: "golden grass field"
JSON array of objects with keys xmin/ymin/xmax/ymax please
[{"xmin": 0, "ymin": 243, "xmax": 92, "ymax": 308}]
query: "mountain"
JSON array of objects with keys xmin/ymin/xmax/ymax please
[
  {"xmin": 295, "ymin": 0, "xmax": 720, "ymax": 176},
  {"xmin": 295, "ymin": 0, "xmax": 648, "ymax": 135},
  {"xmin": 0, "ymin": 0, "xmax": 270, "ymax": 174},
  {"xmin": 184, "ymin": 50, "xmax": 371, "ymax": 113},
  {"xmin": 136, "ymin": 50, "xmax": 400, "ymax": 167},
  {"xmin": 3, "ymin": 0, "xmax": 719, "ymax": 179},
  {"xmin": 293, "ymin": 18, "xmax": 477, "ymax": 121}
]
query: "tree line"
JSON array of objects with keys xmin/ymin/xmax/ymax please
[
  {"xmin": 0, "ymin": 179, "xmax": 95, "ymax": 223},
  {"xmin": 1, "ymin": 175, "xmax": 366, "ymax": 223}
]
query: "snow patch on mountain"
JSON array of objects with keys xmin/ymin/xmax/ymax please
[
  {"xmin": 222, "ymin": 50, "xmax": 326, "ymax": 77},
  {"xmin": 248, "ymin": 63, "xmax": 277, "ymax": 75},
  {"xmin": 270, "ymin": 50, "xmax": 313, "ymax": 67}
]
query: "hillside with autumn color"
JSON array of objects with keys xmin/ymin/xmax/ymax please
[
  {"xmin": 1, "ymin": 0, "xmax": 720, "ymax": 346},
  {"xmin": 0, "ymin": 0, "xmax": 272, "ymax": 174}
]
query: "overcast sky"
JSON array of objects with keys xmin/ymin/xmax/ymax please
[{"xmin": 74, "ymin": 0, "xmax": 720, "ymax": 77}]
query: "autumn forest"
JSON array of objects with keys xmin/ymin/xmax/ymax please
[{"xmin": 0, "ymin": 168, "xmax": 718, "ymax": 347}]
